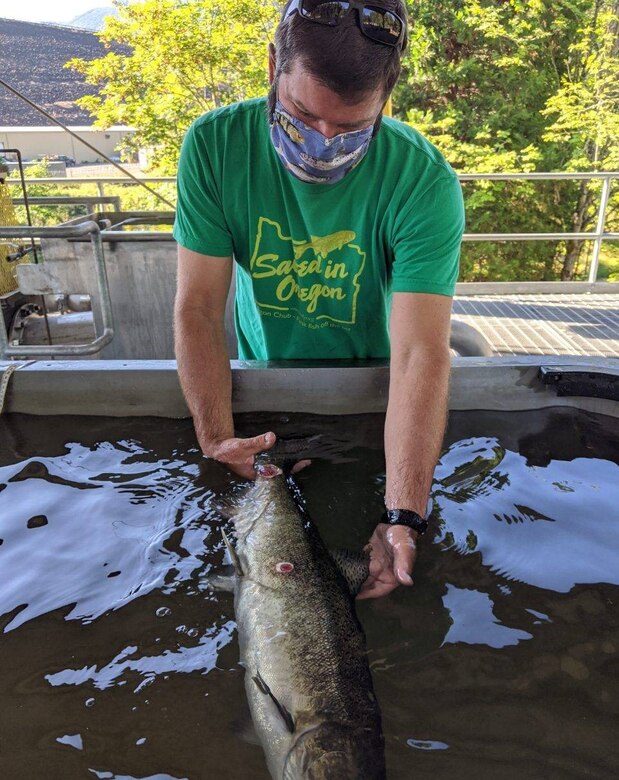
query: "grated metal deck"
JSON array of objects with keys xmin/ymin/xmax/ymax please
[{"xmin": 453, "ymin": 293, "xmax": 619, "ymax": 357}]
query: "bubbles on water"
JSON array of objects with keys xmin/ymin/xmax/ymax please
[{"xmin": 174, "ymin": 624, "xmax": 199, "ymax": 638}]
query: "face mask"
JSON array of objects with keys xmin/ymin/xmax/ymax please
[{"xmin": 270, "ymin": 100, "xmax": 374, "ymax": 184}]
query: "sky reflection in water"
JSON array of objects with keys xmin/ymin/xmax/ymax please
[{"xmin": 0, "ymin": 440, "xmax": 214, "ymax": 631}]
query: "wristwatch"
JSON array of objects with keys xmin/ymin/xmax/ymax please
[{"xmin": 382, "ymin": 508, "xmax": 428, "ymax": 536}]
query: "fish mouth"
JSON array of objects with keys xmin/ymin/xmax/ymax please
[{"xmin": 255, "ymin": 463, "xmax": 283, "ymax": 478}]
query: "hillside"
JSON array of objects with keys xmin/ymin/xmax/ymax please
[
  {"xmin": 0, "ymin": 17, "xmax": 124, "ymax": 126},
  {"xmin": 70, "ymin": 7, "xmax": 119, "ymax": 31}
]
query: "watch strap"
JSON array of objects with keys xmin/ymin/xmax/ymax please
[{"xmin": 382, "ymin": 508, "xmax": 428, "ymax": 535}]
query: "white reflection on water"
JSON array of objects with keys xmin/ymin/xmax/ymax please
[
  {"xmin": 434, "ymin": 437, "xmax": 619, "ymax": 592},
  {"xmin": 0, "ymin": 441, "xmax": 211, "ymax": 632},
  {"xmin": 57, "ymin": 733, "xmax": 83, "ymax": 750},
  {"xmin": 89, "ymin": 771, "xmax": 188, "ymax": 780},
  {"xmin": 45, "ymin": 619, "xmax": 235, "ymax": 690},
  {"xmin": 442, "ymin": 584, "xmax": 532, "ymax": 648},
  {"xmin": 407, "ymin": 738, "xmax": 449, "ymax": 751}
]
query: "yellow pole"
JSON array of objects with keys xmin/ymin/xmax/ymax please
[{"xmin": 0, "ymin": 173, "xmax": 20, "ymax": 295}]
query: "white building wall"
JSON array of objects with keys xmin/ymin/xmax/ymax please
[{"xmin": 0, "ymin": 126, "xmax": 134, "ymax": 163}]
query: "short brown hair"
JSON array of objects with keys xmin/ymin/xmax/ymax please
[{"xmin": 272, "ymin": 0, "xmax": 408, "ymax": 109}]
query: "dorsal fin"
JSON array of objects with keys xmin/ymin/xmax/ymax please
[
  {"xmin": 221, "ymin": 528, "xmax": 244, "ymax": 577},
  {"xmin": 252, "ymin": 671, "xmax": 295, "ymax": 733}
]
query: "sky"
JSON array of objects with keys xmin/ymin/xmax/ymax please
[{"xmin": 0, "ymin": 0, "xmax": 116, "ymax": 24}]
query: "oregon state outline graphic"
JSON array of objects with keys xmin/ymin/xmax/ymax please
[{"xmin": 249, "ymin": 216, "xmax": 366, "ymax": 325}]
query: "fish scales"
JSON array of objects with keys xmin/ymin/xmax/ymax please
[{"xmin": 229, "ymin": 471, "xmax": 385, "ymax": 779}]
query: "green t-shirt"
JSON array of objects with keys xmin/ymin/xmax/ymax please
[{"xmin": 173, "ymin": 97, "xmax": 464, "ymax": 360}]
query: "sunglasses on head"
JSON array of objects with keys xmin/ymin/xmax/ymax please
[{"xmin": 284, "ymin": 0, "xmax": 406, "ymax": 49}]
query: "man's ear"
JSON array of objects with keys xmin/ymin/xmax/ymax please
[{"xmin": 268, "ymin": 43, "xmax": 276, "ymax": 84}]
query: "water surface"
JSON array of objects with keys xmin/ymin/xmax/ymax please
[{"xmin": 0, "ymin": 408, "xmax": 618, "ymax": 779}]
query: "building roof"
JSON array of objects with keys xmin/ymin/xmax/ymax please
[
  {"xmin": 0, "ymin": 126, "xmax": 133, "ymax": 133},
  {"xmin": 0, "ymin": 17, "xmax": 126, "ymax": 127}
]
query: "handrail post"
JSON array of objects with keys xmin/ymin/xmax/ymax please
[{"xmin": 589, "ymin": 175, "xmax": 612, "ymax": 283}]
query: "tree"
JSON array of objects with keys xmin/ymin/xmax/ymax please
[
  {"xmin": 68, "ymin": 0, "xmax": 619, "ymax": 280},
  {"xmin": 68, "ymin": 0, "xmax": 279, "ymax": 173},
  {"xmin": 541, "ymin": 0, "xmax": 619, "ymax": 279},
  {"xmin": 395, "ymin": 0, "xmax": 619, "ymax": 281}
]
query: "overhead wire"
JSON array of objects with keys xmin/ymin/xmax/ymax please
[{"xmin": 0, "ymin": 77, "xmax": 176, "ymax": 210}]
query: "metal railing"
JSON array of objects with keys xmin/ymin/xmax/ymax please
[
  {"xmin": 0, "ymin": 221, "xmax": 115, "ymax": 358},
  {"xmin": 458, "ymin": 172, "xmax": 618, "ymax": 284},
  {"xmin": 4, "ymin": 170, "xmax": 619, "ymax": 284}
]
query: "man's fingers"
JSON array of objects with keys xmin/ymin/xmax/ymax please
[
  {"xmin": 357, "ymin": 579, "xmax": 398, "ymax": 600},
  {"xmin": 223, "ymin": 461, "xmax": 258, "ymax": 480},
  {"xmin": 390, "ymin": 532, "xmax": 417, "ymax": 586},
  {"xmin": 213, "ymin": 432, "xmax": 276, "ymax": 462},
  {"xmin": 395, "ymin": 567, "xmax": 414, "ymax": 586},
  {"xmin": 238, "ymin": 431, "xmax": 276, "ymax": 454},
  {"xmin": 291, "ymin": 459, "xmax": 312, "ymax": 474}
]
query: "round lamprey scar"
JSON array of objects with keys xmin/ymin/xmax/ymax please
[{"xmin": 276, "ymin": 562, "xmax": 294, "ymax": 574}]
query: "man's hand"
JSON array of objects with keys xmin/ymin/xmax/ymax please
[
  {"xmin": 204, "ymin": 431, "xmax": 277, "ymax": 480},
  {"xmin": 357, "ymin": 524, "xmax": 418, "ymax": 600},
  {"xmin": 205, "ymin": 431, "xmax": 310, "ymax": 480}
]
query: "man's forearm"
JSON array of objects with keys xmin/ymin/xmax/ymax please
[
  {"xmin": 174, "ymin": 305, "xmax": 233, "ymax": 454},
  {"xmin": 384, "ymin": 347, "xmax": 450, "ymax": 515}
]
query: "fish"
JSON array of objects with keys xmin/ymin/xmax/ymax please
[
  {"xmin": 292, "ymin": 231, "xmax": 356, "ymax": 260},
  {"xmin": 214, "ymin": 464, "xmax": 385, "ymax": 779}
]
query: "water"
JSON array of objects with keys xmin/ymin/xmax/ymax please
[{"xmin": 0, "ymin": 408, "xmax": 618, "ymax": 779}]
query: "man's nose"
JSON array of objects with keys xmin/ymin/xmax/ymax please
[{"xmin": 310, "ymin": 120, "xmax": 342, "ymax": 139}]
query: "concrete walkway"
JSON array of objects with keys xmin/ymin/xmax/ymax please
[{"xmin": 453, "ymin": 293, "xmax": 619, "ymax": 357}]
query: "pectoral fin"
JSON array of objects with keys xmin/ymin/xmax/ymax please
[
  {"xmin": 252, "ymin": 671, "xmax": 295, "ymax": 733},
  {"xmin": 221, "ymin": 528, "xmax": 245, "ymax": 577},
  {"xmin": 329, "ymin": 548, "xmax": 370, "ymax": 596},
  {"xmin": 204, "ymin": 564, "xmax": 237, "ymax": 592}
]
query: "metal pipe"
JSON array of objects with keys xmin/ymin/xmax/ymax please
[
  {"xmin": 99, "ymin": 231, "xmax": 176, "ymax": 242},
  {"xmin": 0, "ymin": 221, "xmax": 115, "ymax": 358},
  {"xmin": 589, "ymin": 175, "xmax": 613, "ymax": 284},
  {"xmin": 3, "ymin": 149, "xmax": 39, "ymax": 262},
  {"xmin": 4, "ymin": 177, "xmax": 176, "ymax": 185},
  {"xmin": 13, "ymin": 196, "xmax": 122, "ymax": 210},
  {"xmin": 458, "ymin": 172, "xmax": 619, "ymax": 181},
  {"xmin": 5, "ymin": 172, "xmax": 618, "ymax": 186},
  {"xmin": 462, "ymin": 232, "xmax": 619, "ymax": 241}
]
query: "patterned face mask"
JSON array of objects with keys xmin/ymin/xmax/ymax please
[{"xmin": 270, "ymin": 100, "xmax": 374, "ymax": 184}]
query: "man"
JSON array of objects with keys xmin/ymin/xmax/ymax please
[{"xmin": 173, "ymin": 0, "xmax": 465, "ymax": 599}]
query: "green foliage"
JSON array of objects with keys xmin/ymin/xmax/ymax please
[
  {"xmin": 61, "ymin": 0, "xmax": 618, "ymax": 282},
  {"xmin": 67, "ymin": 0, "xmax": 279, "ymax": 173},
  {"xmin": 395, "ymin": 0, "xmax": 619, "ymax": 281},
  {"xmin": 597, "ymin": 243, "xmax": 619, "ymax": 281},
  {"xmin": 10, "ymin": 161, "xmax": 95, "ymax": 225}
]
